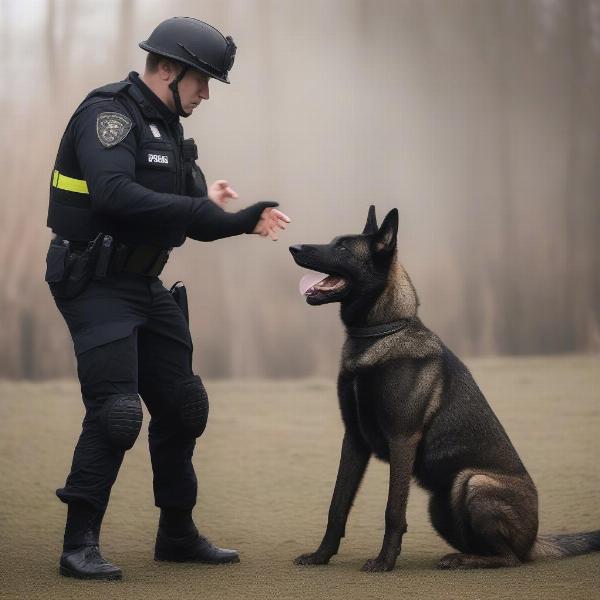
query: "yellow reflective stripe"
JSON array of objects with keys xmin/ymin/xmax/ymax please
[{"xmin": 52, "ymin": 169, "xmax": 89, "ymax": 194}]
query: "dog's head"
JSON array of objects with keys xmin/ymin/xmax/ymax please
[{"xmin": 289, "ymin": 205, "xmax": 399, "ymax": 306}]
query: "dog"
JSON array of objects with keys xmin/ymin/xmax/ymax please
[{"xmin": 289, "ymin": 205, "xmax": 600, "ymax": 571}]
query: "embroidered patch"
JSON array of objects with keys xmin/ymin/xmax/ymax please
[
  {"xmin": 149, "ymin": 123, "xmax": 161, "ymax": 139},
  {"xmin": 147, "ymin": 151, "xmax": 170, "ymax": 166},
  {"xmin": 96, "ymin": 112, "xmax": 132, "ymax": 148},
  {"xmin": 148, "ymin": 153, "xmax": 169, "ymax": 164}
]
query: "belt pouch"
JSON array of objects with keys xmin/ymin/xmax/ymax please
[
  {"xmin": 45, "ymin": 239, "xmax": 69, "ymax": 283},
  {"xmin": 46, "ymin": 234, "xmax": 103, "ymax": 300}
]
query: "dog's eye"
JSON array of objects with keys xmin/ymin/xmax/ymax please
[{"xmin": 338, "ymin": 244, "xmax": 350, "ymax": 253}]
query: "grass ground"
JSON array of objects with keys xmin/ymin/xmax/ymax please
[{"xmin": 1, "ymin": 355, "xmax": 599, "ymax": 600}]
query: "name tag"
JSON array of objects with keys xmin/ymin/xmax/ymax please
[{"xmin": 147, "ymin": 152, "xmax": 169, "ymax": 165}]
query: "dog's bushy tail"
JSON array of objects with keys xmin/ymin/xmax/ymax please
[{"xmin": 529, "ymin": 529, "xmax": 600, "ymax": 560}]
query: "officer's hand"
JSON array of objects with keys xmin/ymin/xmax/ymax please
[
  {"xmin": 252, "ymin": 207, "xmax": 291, "ymax": 241},
  {"xmin": 208, "ymin": 180, "xmax": 238, "ymax": 206}
]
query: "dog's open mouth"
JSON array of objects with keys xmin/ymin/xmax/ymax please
[{"xmin": 299, "ymin": 270, "xmax": 348, "ymax": 297}]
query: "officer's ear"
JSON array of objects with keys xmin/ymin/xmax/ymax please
[{"xmin": 157, "ymin": 58, "xmax": 178, "ymax": 82}]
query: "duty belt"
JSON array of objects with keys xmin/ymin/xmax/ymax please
[
  {"xmin": 69, "ymin": 236, "xmax": 171, "ymax": 277},
  {"xmin": 109, "ymin": 242, "xmax": 171, "ymax": 277}
]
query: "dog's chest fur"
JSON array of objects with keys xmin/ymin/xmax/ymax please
[
  {"xmin": 347, "ymin": 360, "xmax": 434, "ymax": 461},
  {"xmin": 353, "ymin": 370, "xmax": 391, "ymax": 460}
]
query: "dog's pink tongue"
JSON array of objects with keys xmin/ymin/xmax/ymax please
[{"xmin": 299, "ymin": 270, "xmax": 328, "ymax": 295}]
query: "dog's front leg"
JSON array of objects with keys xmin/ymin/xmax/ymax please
[
  {"xmin": 362, "ymin": 436, "xmax": 418, "ymax": 572},
  {"xmin": 294, "ymin": 431, "xmax": 370, "ymax": 565}
]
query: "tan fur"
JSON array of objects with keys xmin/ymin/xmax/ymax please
[
  {"xmin": 451, "ymin": 470, "xmax": 526, "ymax": 511},
  {"xmin": 529, "ymin": 539, "xmax": 566, "ymax": 559},
  {"xmin": 423, "ymin": 381, "xmax": 443, "ymax": 425},
  {"xmin": 422, "ymin": 373, "xmax": 443, "ymax": 426},
  {"xmin": 450, "ymin": 470, "xmax": 539, "ymax": 548},
  {"xmin": 366, "ymin": 258, "xmax": 419, "ymax": 324},
  {"xmin": 341, "ymin": 260, "xmax": 440, "ymax": 372},
  {"xmin": 467, "ymin": 474, "xmax": 504, "ymax": 492},
  {"xmin": 451, "ymin": 469, "xmax": 477, "ymax": 514},
  {"xmin": 341, "ymin": 327, "xmax": 442, "ymax": 372}
]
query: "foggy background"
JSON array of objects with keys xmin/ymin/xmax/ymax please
[{"xmin": 1, "ymin": 0, "xmax": 599, "ymax": 380}]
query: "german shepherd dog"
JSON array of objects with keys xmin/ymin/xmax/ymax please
[{"xmin": 289, "ymin": 206, "xmax": 600, "ymax": 572}]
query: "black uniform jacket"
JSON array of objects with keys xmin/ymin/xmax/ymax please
[{"xmin": 48, "ymin": 71, "xmax": 258, "ymax": 248}]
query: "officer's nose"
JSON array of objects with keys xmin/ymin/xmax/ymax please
[
  {"xmin": 202, "ymin": 80, "xmax": 210, "ymax": 101},
  {"xmin": 289, "ymin": 244, "xmax": 303, "ymax": 255}
]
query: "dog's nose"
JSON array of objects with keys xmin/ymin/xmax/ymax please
[{"xmin": 289, "ymin": 244, "xmax": 302, "ymax": 255}]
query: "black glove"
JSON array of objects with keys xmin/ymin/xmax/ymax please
[{"xmin": 187, "ymin": 199, "xmax": 279, "ymax": 242}]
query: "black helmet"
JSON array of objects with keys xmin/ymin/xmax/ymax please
[
  {"xmin": 139, "ymin": 17, "xmax": 236, "ymax": 84},
  {"xmin": 139, "ymin": 17, "xmax": 236, "ymax": 118}
]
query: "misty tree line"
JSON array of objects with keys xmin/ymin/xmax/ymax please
[{"xmin": 0, "ymin": 0, "xmax": 599, "ymax": 380}]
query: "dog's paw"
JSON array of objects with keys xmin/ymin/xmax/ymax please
[
  {"xmin": 294, "ymin": 552, "xmax": 330, "ymax": 566},
  {"xmin": 437, "ymin": 553, "xmax": 469, "ymax": 569},
  {"xmin": 360, "ymin": 557, "xmax": 395, "ymax": 572}
]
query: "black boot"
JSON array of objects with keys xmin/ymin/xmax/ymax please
[
  {"xmin": 154, "ymin": 508, "xmax": 239, "ymax": 564},
  {"xmin": 59, "ymin": 502, "xmax": 122, "ymax": 580}
]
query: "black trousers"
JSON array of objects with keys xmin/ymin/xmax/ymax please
[{"xmin": 50, "ymin": 273, "xmax": 199, "ymax": 513}]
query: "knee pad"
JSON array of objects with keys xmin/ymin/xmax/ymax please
[
  {"xmin": 173, "ymin": 375, "xmax": 209, "ymax": 438},
  {"xmin": 101, "ymin": 393, "xmax": 143, "ymax": 450}
]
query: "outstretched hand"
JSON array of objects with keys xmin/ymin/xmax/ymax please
[
  {"xmin": 253, "ymin": 207, "xmax": 291, "ymax": 241},
  {"xmin": 208, "ymin": 180, "xmax": 238, "ymax": 206}
]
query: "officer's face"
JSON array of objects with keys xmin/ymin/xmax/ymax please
[{"xmin": 178, "ymin": 70, "xmax": 210, "ymax": 114}]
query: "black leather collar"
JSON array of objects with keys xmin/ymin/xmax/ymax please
[{"xmin": 346, "ymin": 319, "xmax": 411, "ymax": 339}]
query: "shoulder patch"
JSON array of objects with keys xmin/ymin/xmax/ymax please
[{"xmin": 96, "ymin": 112, "xmax": 132, "ymax": 148}]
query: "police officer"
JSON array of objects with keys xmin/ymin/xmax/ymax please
[{"xmin": 45, "ymin": 16, "xmax": 290, "ymax": 580}]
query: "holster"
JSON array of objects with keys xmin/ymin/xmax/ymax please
[{"xmin": 169, "ymin": 281, "xmax": 189, "ymax": 324}]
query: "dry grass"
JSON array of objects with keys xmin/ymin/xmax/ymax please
[{"xmin": 1, "ymin": 355, "xmax": 599, "ymax": 599}]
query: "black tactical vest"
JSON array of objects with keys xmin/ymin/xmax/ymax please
[{"xmin": 47, "ymin": 79, "xmax": 207, "ymax": 248}]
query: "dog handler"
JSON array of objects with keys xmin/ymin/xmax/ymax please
[{"xmin": 45, "ymin": 16, "xmax": 290, "ymax": 580}]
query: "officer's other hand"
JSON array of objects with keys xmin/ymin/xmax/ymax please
[
  {"xmin": 208, "ymin": 180, "xmax": 238, "ymax": 206},
  {"xmin": 252, "ymin": 206, "xmax": 291, "ymax": 241}
]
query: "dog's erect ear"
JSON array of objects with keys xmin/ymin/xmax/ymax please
[
  {"xmin": 373, "ymin": 208, "xmax": 398, "ymax": 256},
  {"xmin": 362, "ymin": 205, "xmax": 378, "ymax": 235}
]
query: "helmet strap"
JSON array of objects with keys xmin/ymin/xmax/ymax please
[{"xmin": 168, "ymin": 64, "xmax": 191, "ymax": 118}]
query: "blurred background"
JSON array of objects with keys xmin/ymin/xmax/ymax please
[{"xmin": 1, "ymin": 0, "xmax": 599, "ymax": 380}]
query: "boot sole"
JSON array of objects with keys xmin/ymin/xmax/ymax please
[
  {"xmin": 60, "ymin": 565, "xmax": 123, "ymax": 580},
  {"xmin": 154, "ymin": 554, "xmax": 240, "ymax": 565}
]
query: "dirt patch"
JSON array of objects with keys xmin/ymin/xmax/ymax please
[{"xmin": 1, "ymin": 355, "xmax": 599, "ymax": 599}]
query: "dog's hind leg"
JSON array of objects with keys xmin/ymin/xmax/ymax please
[
  {"xmin": 294, "ymin": 431, "xmax": 370, "ymax": 565},
  {"xmin": 438, "ymin": 510, "xmax": 522, "ymax": 569},
  {"xmin": 429, "ymin": 492, "xmax": 469, "ymax": 553},
  {"xmin": 438, "ymin": 552, "xmax": 520, "ymax": 569},
  {"xmin": 437, "ymin": 471, "xmax": 538, "ymax": 570}
]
